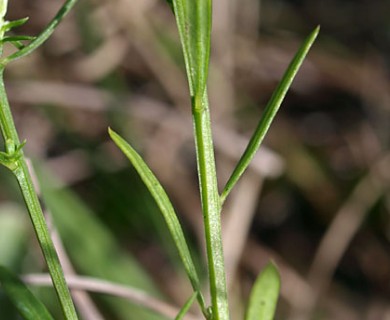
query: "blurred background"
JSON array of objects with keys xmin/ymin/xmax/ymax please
[{"xmin": 0, "ymin": 0, "xmax": 389, "ymax": 319}]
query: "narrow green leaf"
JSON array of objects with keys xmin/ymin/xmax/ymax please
[
  {"xmin": 108, "ymin": 128, "xmax": 207, "ymax": 315},
  {"xmin": 170, "ymin": 0, "xmax": 211, "ymax": 97},
  {"xmin": 8, "ymin": 40, "xmax": 25, "ymax": 50},
  {"xmin": 175, "ymin": 291, "xmax": 198, "ymax": 320},
  {"xmin": 245, "ymin": 262, "xmax": 281, "ymax": 320},
  {"xmin": 1, "ymin": 17, "xmax": 29, "ymax": 32},
  {"xmin": 0, "ymin": 35, "xmax": 35, "ymax": 43},
  {"xmin": 221, "ymin": 26, "xmax": 320, "ymax": 204},
  {"xmin": 0, "ymin": 266, "xmax": 54, "ymax": 320}
]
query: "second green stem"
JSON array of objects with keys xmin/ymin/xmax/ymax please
[
  {"xmin": 192, "ymin": 93, "xmax": 229, "ymax": 320},
  {"xmin": 0, "ymin": 70, "xmax": 78, "ymax": 320}
]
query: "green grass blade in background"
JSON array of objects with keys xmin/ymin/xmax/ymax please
[
  {"xmin": 36, "ymin": 165, "xmax": 167, "ymax": 320},
  {"xmin": 0, "ymin": 266, "xmax": 54, "ymax": 320},
  {"xmin": 109, "ymin": 128, "xmax": 207, "ymax": 314},
  {"xmin": 245, "ymin": 262, "xmax": 280, "ymax": 320},
  {"xmin": 169, "ymin": 0, "xmax": 211, "ymax": 96},
  {"xmin": 221, "ymin": 26, "xmax": 320, "ymax": 204},
  {"xmin": 0, "ymin": 203, "xmax": 28, "ymax": 269}
]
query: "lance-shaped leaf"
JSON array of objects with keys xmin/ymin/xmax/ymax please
[
  {"xmin": 1, "ymin": 17, "xmax": 29, "ymax": 32},
  {"xmin": 221, "ymin": 26, "xmax": 320, "ymax": 204},
  {"xmin": 109, "ymin": 128, "xmax": 207, "ymax": 315},
  {"xmin": 245, "ymin": 262, "xmax": 280, "ymax": 320},
  {"xmin": 0, "ymin": 35, "xmax": 35, "ymax": 44},
  {"xmin": 0, "ymin": 266, "xmax": 54, "ymax": 320},
  {"xmin": 169, "ymin": 0, "xmax": 211, "ymax": 98}
]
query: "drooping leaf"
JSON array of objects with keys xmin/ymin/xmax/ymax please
[
  {"xmin": 0, "ymin": 266, "xmax": 54, "ymax": 320},
  {"xmin": 221, "ymin": 26, "xmax": 320, "ymax": 204},
  {"xmin": 245, "ymin": 262, "xmax": 281, "ymax": 320},
  {"xmin": 109, "ymin": 128, "xmax": 207, "ymax": 315}
]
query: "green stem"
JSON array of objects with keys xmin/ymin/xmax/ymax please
[
  {"xmin": 192, "ymin": 93, "xmax": 229, "ymax": 320},
  {"xmin": 0, "ymin": 70, "xmax": 78, "ymax": 320},
  {"xmin": 0, "ymin": 75, "xmax": 15, "ymax": 140}
]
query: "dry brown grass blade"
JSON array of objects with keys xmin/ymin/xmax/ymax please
[
  {"xmin": 296, "ymin": 154, "xmax": 390, "ymax": 319},
  {"xmin": 23, "ymin": 274, "xmax": 202, "ymax": 320}
]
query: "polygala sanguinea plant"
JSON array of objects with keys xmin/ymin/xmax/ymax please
[{"xmin": 0, "ymin": 0, "xmax": 318, "ymax": 319}]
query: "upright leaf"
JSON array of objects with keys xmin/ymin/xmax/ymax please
[
  {"xmin": 170, "ymin": 0, "xmax": 211, "ymax": 98},
  {"xmin": 221, "ymin": 26, "xmax": 320, "ymax": 204},
  {"xmin": 245, "ymin": 262, "xmax": 281, "ymax": 320},
  {"xmin": 109, "ymin": 128, "xmax": 207, "ymax": 316},
  {"xmin": 0, "ymin": 266, "xmax": 54, "ymax": 320}
]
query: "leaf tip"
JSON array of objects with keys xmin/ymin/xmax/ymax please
[
  {"xmin": 265, "ymin": 260, "xmax": 281, "ymax": 281},
  {"xmin": 311, "ymin": 25, "xmax": 321, "ymax": 40},
  {"xmin": 108, "ymin": 127, "xmax": 116, "ymax": 139}
]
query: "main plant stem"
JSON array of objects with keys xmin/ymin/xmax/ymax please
[
  {"xmin": 0, "ymin": 70, "xmax": 78, "ymax": 319},
  {"xmin": 192, "ymin": 94, "xmax": 229, "ymax": 320}
]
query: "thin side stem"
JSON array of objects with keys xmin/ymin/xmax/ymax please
[
  {"xmin": 0, "ymin": 70, "xmax": 78, "ymax": 320},
  {"xmin": 192, "ymin": 93, "xmax": 229, "ymax": 320},
  {"xmin": 0, "ymin": 0, "xmax": 78, "ymax": 66}
]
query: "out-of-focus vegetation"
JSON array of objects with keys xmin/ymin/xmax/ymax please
[{"xmin": 0, "ymin": 0, "xmax": 389, "ymax": 319}]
